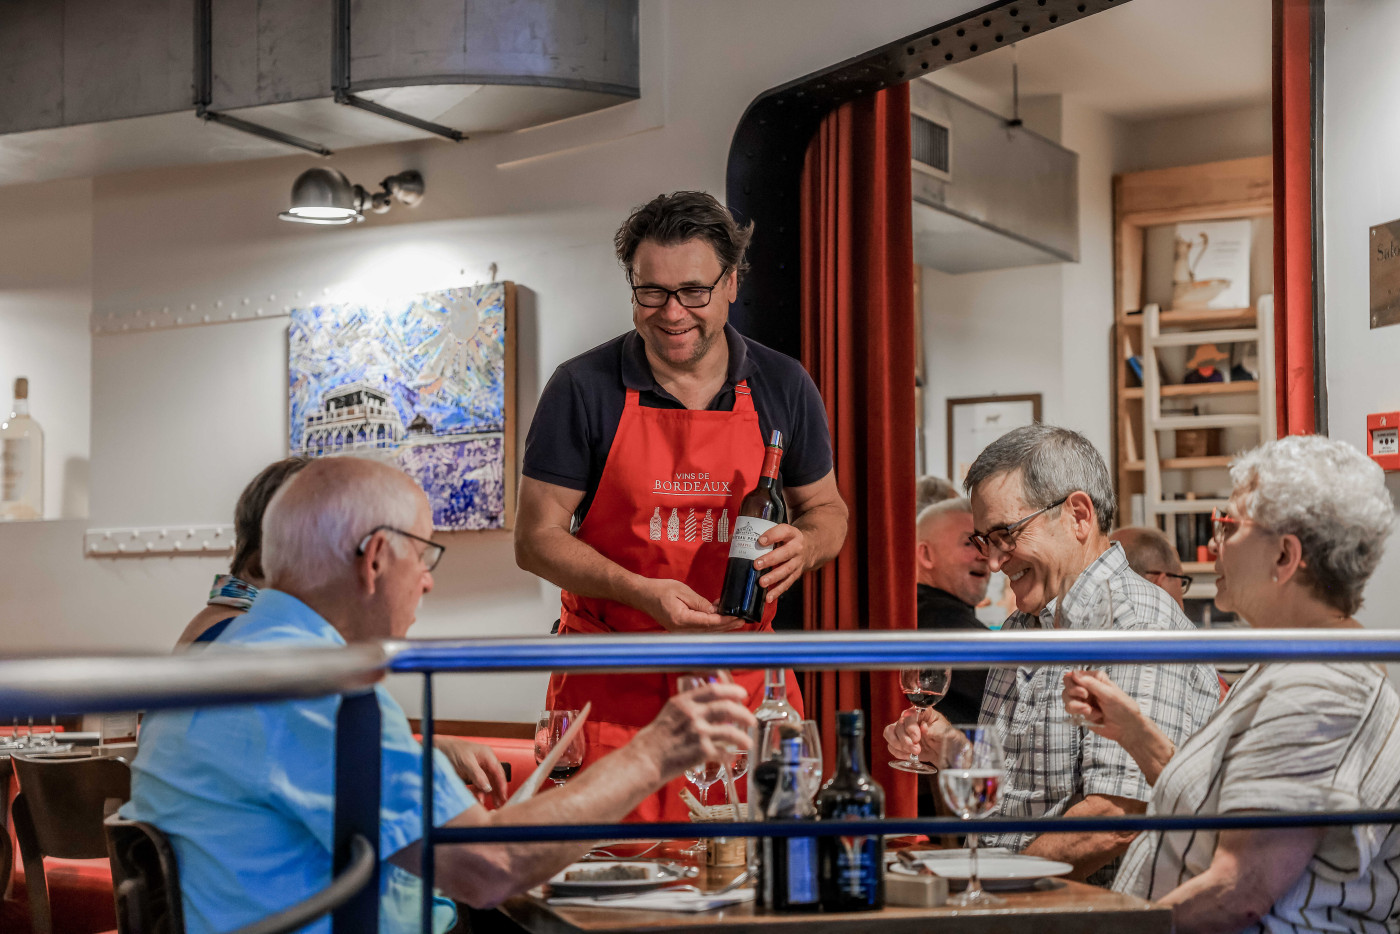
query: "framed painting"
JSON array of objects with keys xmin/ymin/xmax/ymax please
[
  {"xmin": 288, "ymin": 282, "xmax": 516, "ymax": 530},
  {"xmin": 947, "ymin": 393, "xmax": 1042, "ymax": 484}
]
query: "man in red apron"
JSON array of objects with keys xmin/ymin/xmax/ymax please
[{"xmin": 515, "ymin": 191, "xmax": 849, "ymax": 821}]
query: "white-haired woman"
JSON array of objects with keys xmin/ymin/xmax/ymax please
[{"xmin": 1063, "ymin": 435, "xmax": 1400, "ymax": 933}]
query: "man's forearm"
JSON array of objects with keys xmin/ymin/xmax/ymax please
[
  {"xmin": 1020, "ymin": 794, "xmax": 1143, "ymax": 881},
  {"xmin": 429, "ymin": 742, "xmax": 668, "ymax": 907},
  {"xmin": 793, "ymin": 502, "xmax": 848, "ymax": 571},
  {"xmin": 516, "ymin": 525, "xmax": 648, "ymax": 611}
]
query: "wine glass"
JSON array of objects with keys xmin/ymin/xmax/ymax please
[
  {"xmin": 936, "ymin": 723, "xmax": 1005, "ymax": 905},
  {"xmin": 676, "ymin": 671, "xmax": 733, "ymax": 804},
  {"xmin": 1059, "ymin": 578, "xmax": 1116, "ymax": 726},
  {"xmin": 888, "ymin": 667, "xmax": 952, "ymax": 774},
  {"xmin": 533, "ymin": 709, "xmax": 585, "ymax": 787},
  {"xmin": 798, "ymin": 720, "xmax": 823, "ymax": 801}
]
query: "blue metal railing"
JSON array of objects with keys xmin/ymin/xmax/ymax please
[{"xmin": 8, "ymin": 629, "xmax": 1400, "ymax": 934}]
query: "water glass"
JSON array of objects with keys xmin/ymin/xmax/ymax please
[
  {"xmin": 936, "ymin": 723, "xmax": 1005, "ymax": 904},
  {"xmin": 533, "ymin": 709, "xmax": 585, "ymax": 787}
]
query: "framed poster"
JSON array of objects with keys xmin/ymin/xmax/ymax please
[
  {"xmin": 288, "ymin": 282, "xmax": 516, "ymax": 531},
  {"xmin": 947, "ymin": 394, "xmax": 1042, "ymax": 484}
]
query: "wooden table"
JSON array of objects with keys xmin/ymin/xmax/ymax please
[{"xmin": 501, "ymin": 876, "xmax": 1170, "ymax": 934}]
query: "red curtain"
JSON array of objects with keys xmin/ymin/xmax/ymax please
[
  {"xmin": 1272, "ymin": 0, "xmax": 1317, "ymax": 436},
  {"xmin": 799, "ymin": 84, "xmax": 919, "ymax": 817}
]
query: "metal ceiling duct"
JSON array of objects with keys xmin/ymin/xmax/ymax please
[
  {"xmin": 911, "ymin": 78, "xmax": 1079, "ymax": 274},
  {"xmin": 0, "ymin": 0, "xmax": 638, "ymax": 159}
]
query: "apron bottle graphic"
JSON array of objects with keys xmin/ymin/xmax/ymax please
[
  {"xmin": 702, "ymin": 508, "xmax": 714, "ymax": 542},
  {"xmin": 718, "ymin": 508, "xmax": 730, "ymax": 542},
  {"xmin": 685, "ymin": 508, "xmax": 698, "ymax": 542},
  {"xmin": 648, "ymin": 507, "xmax": 662, "ymax": 542},
  {"xmin": 667, "ymin": 508, "xmax": 680, "ymax": 542}
]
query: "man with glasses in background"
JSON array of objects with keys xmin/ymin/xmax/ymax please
[
  {"xmin": 884, "ymin": 425, "xmax": 1218, "ymax": 884},
  {"xmin": 514, "ymin": 191, "xmax": 847, "ymax": 821},
  {"xmin": 1110, "ymin": 526, "xmax": 1192, "ymax": 609}
]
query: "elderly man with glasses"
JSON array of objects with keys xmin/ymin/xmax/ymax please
[
  {"xmin": 514, "ymin": 191, "xmax": 848, "ymax": 821},
  {"xmin": 885, "ymin": 425, "xmax": 1219, "ymax": 885},
  {"xmin": 123, "ymin": 457, "xmax": 755, "ymax": 933}
]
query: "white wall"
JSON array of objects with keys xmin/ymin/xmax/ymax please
[
  {"xmin": 1119, "ymin": 102, "xmax": 1273, "ymax": 173},
  {"xmin": 920, "ymin": 93, "xmax": 1123, "ymax": 481},
  {"xmin": 0, "ymin": 0, "xmax": 993, "ymax": 722},
  {"xmin": 0, "ymin": 178, "xmax": 92, "ymax": 520},
  {"xmin": 1321, "ymin": 0, "xmax": 1400, "ymax": 631}
]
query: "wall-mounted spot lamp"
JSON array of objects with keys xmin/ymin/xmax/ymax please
[{"xmin": 278, "ymin": 168, "xmax": 425, "ymax": 225}]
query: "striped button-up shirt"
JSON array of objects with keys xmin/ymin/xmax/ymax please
[
  {"xmin": 978, "ymin": 543, "xmax": 1220, "ymax": 885},
  {"xmin": 1114, "ymin": 661, "xmax": 1400, "ymax": 932}
]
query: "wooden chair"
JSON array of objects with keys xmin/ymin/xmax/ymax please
[
  {"xmin": 10, "ymin": 752, "xmax": 130, "ymax": 934},
  {"xmin": 105, "ymin": 816, "xmax": 184, "ymax": 934}
]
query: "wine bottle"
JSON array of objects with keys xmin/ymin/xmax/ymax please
[
  {"xmin": 816, "ymin": 710, "xmax": 885, "ymax": 912},
  {"xmin": 760, "ymin": 735, "xmax": 819, "ymax": 913},
  {"xmin": 0, "ymin": 378, "xmax": 43, "ymax": 521},
  {"xmin": 718, "ymin": 430, "xmax": 786, "ymax": 620}
]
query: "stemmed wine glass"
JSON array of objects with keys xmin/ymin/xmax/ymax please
[
  {"xmin": 676, "ymin": 671, "xmax": 734, "ymax": 857},
  {"xmin": 533, "ymin": 709, "xmax": 585, "ymax": 787},
  {"xmin": 1058, "ymin": 578, "xmax": 1116, "ymax": 726},
  {"xmin": 936, "ymin": 724, "xmax": 1006, "ymax": 905},
  {"xmin": 888, "ymin": 667, "xmax": 952, "ymax": 774}
]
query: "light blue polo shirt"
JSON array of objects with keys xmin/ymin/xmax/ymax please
[{"xmin": 121, "ymin": 589, "xmax": 476, "ymax": 934}]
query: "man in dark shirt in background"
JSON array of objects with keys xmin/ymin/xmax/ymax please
[{"xmin": 914, "ymin": 497, "xmax": 992, "ymax": 725}]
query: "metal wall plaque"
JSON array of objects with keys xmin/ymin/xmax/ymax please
[{"xmin": 1371, "ymin": 220, "xmax": 1400, "ymax": 328}]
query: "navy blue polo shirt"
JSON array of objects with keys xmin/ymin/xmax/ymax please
[{"xmin": 523, "ymin": 324, "xmax": 834, "ymax": 525}]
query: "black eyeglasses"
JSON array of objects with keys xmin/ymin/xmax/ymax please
[
  {"xmin": 630, "ymin": 270, "xmax": 727, "ymax": 308},
  {"xmin": 966, "ymin": 497, "xmax": 1068, "ymax": 558},
  {"xmin": 1147, "ymin": 570, "xmax": 1194, "ymax": 595},
  {"xmin": 356, "ymin": 525, "xmax": 445, "ymax": 571}
]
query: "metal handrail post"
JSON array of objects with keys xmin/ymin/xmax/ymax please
[{"xmin": 333, "ymin": 690, "xmax": 381, "ymax": 934}]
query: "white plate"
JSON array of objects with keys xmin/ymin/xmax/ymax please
[
  {"xmin": 547, "ymin": 861, "xmax": 696, "ymax": 898},
  {"xmin": 889, "ymin": 850, "xmax": 1072, "ymax": 889}
]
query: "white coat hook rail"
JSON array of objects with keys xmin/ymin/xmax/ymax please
[{"xmin": 84, "ymin": 524, "xmax": 235, "ymax": 558}]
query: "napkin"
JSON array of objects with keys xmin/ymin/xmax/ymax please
[{"xmin": 547, "ymin": 888, "xmax": 755, "ymax": 912}]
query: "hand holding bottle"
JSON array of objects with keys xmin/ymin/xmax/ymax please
[
  {"xmin": 751, "ymin": 522, "xmax": 808, "ymax": 601},
  {"xmin": 637, "ymin": 577, "xmax": 746, "ymax": 632}
]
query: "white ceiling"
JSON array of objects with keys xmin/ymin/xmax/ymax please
[{"xmin": 936, "ymin": 0, "xmax": 1272, "ymax": 121}]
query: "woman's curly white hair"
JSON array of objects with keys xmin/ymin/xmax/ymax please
[{"xmin": 1230, "ymin": 435, "xmax": 1396, "ymax": 615}]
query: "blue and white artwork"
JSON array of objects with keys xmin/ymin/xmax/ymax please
[{"xmin": 288, "ymin": 283, "xmax": 514, "ymax": 530}]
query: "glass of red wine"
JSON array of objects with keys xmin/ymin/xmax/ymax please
[
  {"xmin": 888, "ymin": 667, "xmax": 952, "ymax": 775},
  {"xmin": 534, "ymin": 709, "xmax": 585, "ymax": 787}
]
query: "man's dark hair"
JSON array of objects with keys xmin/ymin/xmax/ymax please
[
  {"xmin": 614, "ymin": 191, "xmax": 754, "ymax": 283},
  {"xmin": 231, "ymin": 456, "xmax": 312, "ymax": 581},
  {"xmin": 963, "ymin": 424, "xmax": 1116, "ymax": 533}
]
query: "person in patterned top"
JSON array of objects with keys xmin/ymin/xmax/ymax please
[
  {"xmin": 885, "ymin": 424, "xmax": 1219, "ymax": 884},
  {"xmin": 1065, "ymin": 435, "xmax": 1400, "ymax": 933}
]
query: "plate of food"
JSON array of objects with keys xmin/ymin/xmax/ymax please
[
  {"xmin": 547, "ymin": 861, "xmax": 698, "ymax": 898},
  {"xmin": 888, "ymin": 850, "xmax": 1071, "ymax": 890}
]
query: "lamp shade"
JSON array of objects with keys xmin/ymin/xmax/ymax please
[{"xmin": 278, "ymin": 167, "xmax": 364, "ymax": 225}]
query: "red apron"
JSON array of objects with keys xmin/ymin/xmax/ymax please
[{"xmin": 546, "ymin": 380, "xmax": 804, "ymax": 821}]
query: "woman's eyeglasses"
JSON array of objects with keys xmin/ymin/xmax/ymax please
[
  {"xmin": 1209, "ymin": 507, "xmax": 1241, "ymax": 546},
  {"xmin": 966, "ymin": 497, "xmax": 1068, "ymax": 558}
]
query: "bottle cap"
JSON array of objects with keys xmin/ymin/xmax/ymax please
[
  {"xmin": 836, "ymin": 710, "xmax": 865, "ymax": 734},
  {"xmin": 768, "ymin": 429, "xmax": 783, "ymax": 448},
  {"xmin": 13, "ymin": 377, "xmax": 27, "ymax": 400}
]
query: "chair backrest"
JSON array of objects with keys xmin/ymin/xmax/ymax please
[
  {"xmin": 105, "ymin": 815, "xmax": 185, "ymax": 934},
  {"xmin": 11, "ymin": 752, "xmax": 132, "ymax": 934},
  {"xmin": 11, "ymin": 752, "xmax": 131, "ymax": 858}
]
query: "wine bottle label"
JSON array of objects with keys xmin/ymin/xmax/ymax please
[
  {"xmin": 2, "ymin": 438, "xmax": 30, "ymax": 502},
  {"xmin": 728, "ymin": 516, "xmax": 777, "ymax": 561},
  {"xmin": 786, "ymin": 838, "xmax": 818, "ymax": 903}
]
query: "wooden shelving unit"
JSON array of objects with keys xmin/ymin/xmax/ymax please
[{"xmin": 1112, "ymin": 156, "xmax": 1275, "ymax": 604}]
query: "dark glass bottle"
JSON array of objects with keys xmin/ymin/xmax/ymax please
[
  {"xmin": 718, "ymin": 431, "xmax": 786, "ymax": 621},
  {"xmin": 816, "ymin": 710, "xmax": 886, "ymax": 912},
  {"xmin": 759, "ymin": 735, "xmax": 819, "ymax": 913}
]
